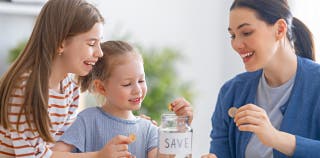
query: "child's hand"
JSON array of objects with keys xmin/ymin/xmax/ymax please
[
  {"xmin": 169, "ymin": 97, "xmax": 193, "ymax": 125},
  {"xmin": 97, "ymin": 135, "xmax": 134, "ymax": 158},
  {"xmin": 139, "ymin": 114, "xmax": 158, "ymax": 126}
]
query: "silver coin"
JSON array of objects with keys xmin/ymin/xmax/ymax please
[{"xmin": 228, "ymin": 107, "xmax": 238, "ymax": 118}]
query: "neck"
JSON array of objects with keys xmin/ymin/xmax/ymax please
[
  {"xmin": 101, "ymin": 104, "xmax": 135, "ymax": 120},
  {"xmin": 50, "ymin": 57, "xmax": 68, "ymax": 92},
  {"xmin": 263, "ymin": 45, "xmax": 297, "ymax": 87}
]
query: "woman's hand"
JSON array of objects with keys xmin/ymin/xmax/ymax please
[
  {"xmin": 97, "ymin": 135, "xmax": 134, "ymax": 158},
  {"xmin": 234, "ymin": 103, "xmax": 278, "ymax": 147},
  {"xmin": 234, "ymin": 104, "xmax": 296, "ymax": 156},
  {"xmin": 169, "ymin": 97, "xmax": 193, "ymax": 125},
  {"xmin": 201, "ymin": 153, "xmax": 218, "ymax": 158}
]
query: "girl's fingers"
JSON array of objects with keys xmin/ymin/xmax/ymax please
[
  {"xmin": 171, "ymin": 98, "xmax": 191, "ymax": 112},
  {"xmin": 115, "ymin": 151, "xmax": 132, "ymax": 157},
  {"xmin": 110, "ymin": 135, "xmax": 132, "ymax": 145},
  {"xmin": 175, "ymin": 106, "xmax": 193, "ymax": 116},
  {"xmin": 116, "ymin": 144, "xmax": 129, "ymax": 151}
]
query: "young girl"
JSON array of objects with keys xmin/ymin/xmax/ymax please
[
  {"xmin": 0, "ymin": 0, "xmax": 125, "ymax": 157},
  {"xmin": 202, "ymin": 0, "xmax": 318, "ymax": 158},
  {"xmin": 52, "ymin": 41, "xmax": 193, "ymax": 158}
]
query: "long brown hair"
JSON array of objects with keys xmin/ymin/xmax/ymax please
[{"xmin": 0, "ymin": 0, "xmax": 104, "ymax": 142}]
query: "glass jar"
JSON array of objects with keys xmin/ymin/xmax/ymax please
[{"xmin": 158, "ymin": 113, "xmax": 193, "ymax": 158}]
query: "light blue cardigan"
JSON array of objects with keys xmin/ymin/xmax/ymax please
[{"xmin": 209, "ymin": 56, "xmax": 320, "ymax": 158}]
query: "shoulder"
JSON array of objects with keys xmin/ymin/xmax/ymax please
[
  {"xmin": 137, "ymin": 118, "xmax": 158, "ymax": 130},
  {"xmin": 298, "ymin": 57, "xmax": 320, "ymax": 77},
  {"xmin": 220, "ymin": 70, "xmax": 262, "ymax": 93},
  {"xmin": 77, "ymin": 107, "xmax": 101, "ymax": 117},
  {"xmin": 63, "ymin": 74, "xmax": 79, "ymax": 91}
]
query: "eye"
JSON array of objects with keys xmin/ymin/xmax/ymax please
[
  {"xmin": 122, "ymin": 83, "xmax": 131, "ymax": 87},
  {"xmin": 88, "ymin": 40, "xmax": 96, "ymax": 46},
  {"xmin": 243, "ymin": 31, "xmax": 253, "ymax": 37},
  {"xmin": 139, "ymin": 80, "xmax": 145, "ymax": 83}
]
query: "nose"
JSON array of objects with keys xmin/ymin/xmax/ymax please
[
  {"xmin": 94, "ymin": 44, "xmax": 103, "ymax": 58},
  {"xmin": 132, "ymin": 83, "xmax": 142, "ymax": 95},
  {"xmin": 232, "ymin": 37, "xmax": 245, "ymax": 52}
]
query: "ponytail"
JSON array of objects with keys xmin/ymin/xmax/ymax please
[{"xmin": 292, "ymin": 17, "xmax": 315, "ymax": 61}]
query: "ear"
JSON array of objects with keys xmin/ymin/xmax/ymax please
[
  {"xmin": 57, "ymin": 40, "xmax": 66, "ymax": 55},
  {"xmin": 275, "ymin": 19, "xmax": 288, "ymax": 41},
  {"xmin": 93, "ymin": 79, "xmax": 108, "ymax": 96}
]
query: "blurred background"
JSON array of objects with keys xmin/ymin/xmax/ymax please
[{"xmin": 0, "ymin": 0, "xmax": 319, "ymax": 156}]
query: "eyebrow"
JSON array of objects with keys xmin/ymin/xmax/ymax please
[
  {"xmin": 228, "ymin": 23, "xmax": 251, "ymax": 31},
  {"xmin": 87, "ymin": 36, "xmax": 103, "ymax": 41}
]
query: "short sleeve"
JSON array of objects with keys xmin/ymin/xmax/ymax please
[
  {"xmin": 57, "ymin": 116, "xmax": 86, "ymax": 152},
  {"xmin": 146, "ymin": 124, "xmax": 158, "ymax": 152}
]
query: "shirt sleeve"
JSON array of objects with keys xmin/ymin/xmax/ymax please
[
  {"xmin": 0, "ymin": 126, "xmax": 53, "ymax": 158},
  {"xmin": 56, "ymin": 84, "xmax": 80, "ymax": 136},
  {"xmin": 146, "ymin": 123, "xmax": 158, "ymax": 152},
  {"xmin": 0, "ymin": 86, "xmax": 53, "ymax": 157},
  {"xmin": 209, "ymin": 86, "xmax": 232, "ymax": 157},
  {"xmin": 292, "ymin": 135, "xmax": 320, "ymax": 158},
  {"xmin": 57, "ymin": 116, "xmax": 86, "ymax": 153}
]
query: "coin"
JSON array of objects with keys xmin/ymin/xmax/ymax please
[
  {"xmin": 228, "ymin": 107, "xmax": 238, "ymax": 118},
  {"xmin": 168, "ymin": 103, "xmax": 173, "ymax": 111},
  {"xmin": 129, "ymin": 133, "xmax": 136, "ymax": 142}
]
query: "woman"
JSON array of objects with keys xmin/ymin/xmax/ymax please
[{"xmin": 202, "ymin": 0, "xmax": 319, "ymax": 157}]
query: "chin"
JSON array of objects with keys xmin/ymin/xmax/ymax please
[
  {"xmin": 132, "ymin": 104, "xmax": 141, "ymax": 111},
  {"xmin": 78, "ymin": 71, "xmax": 91, "ymax": 76},
  {"xmin": 245, "ymin": 65, "xmax": 261, "ymax": 72}
]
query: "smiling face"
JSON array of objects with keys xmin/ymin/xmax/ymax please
[
  {"xmin": 228, "ymin": 7, "xmax": 279, "ymax": 72},
  {"xmin": 103, "ymin": 53, "xmax": 147, "ymax": 113},
  {"xmin": 59, "ymin": 22, "xmax": 104, "ymax": 76}
]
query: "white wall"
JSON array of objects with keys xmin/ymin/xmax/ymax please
[
  {"xmin": 0, "ymin": 2, "xmax": 41, "ymax": 74},
  {"xmin": 290, "ymin": 0, "xmax": 320, "ymax": 61},
  {"xmin": 96, "ymin": 0, "xmax": 241, "ymax": 156}
]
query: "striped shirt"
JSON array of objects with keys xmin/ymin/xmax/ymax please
[{"xmin": 0, "ymin": 73, "xmax": 79, "ymax": 158}]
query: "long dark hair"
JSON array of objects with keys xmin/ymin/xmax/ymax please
[
  {"xmin": 231, "ymin": 0, "xmax": 315, "ymax": 61},
  {"xmin": 0, "ymin": 0, "xmax": 104, "ymax": 142}
]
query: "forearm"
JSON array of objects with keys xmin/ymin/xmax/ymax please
[
  {"xmin": 52, "ymin": 151, "xmax": 98, "ymax": 158},
  {"xmin": 272, "ymin": 131, "xmax": 296, "ymax": 156}
]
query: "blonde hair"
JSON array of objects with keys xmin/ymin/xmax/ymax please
[
  {"xmin": 0, "ymin": 0, "xmax": 104, "ymax": 142},
  {"xmin": 79, "ymin": 41, "xmax": 142, "ymax": 101}
]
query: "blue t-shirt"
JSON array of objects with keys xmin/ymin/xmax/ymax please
[{"xmin": 58, "ymin": 107, "xmax": 158, "ymax": 158}]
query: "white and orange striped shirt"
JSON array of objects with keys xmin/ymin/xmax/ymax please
[{"xmin": 0, "ymin": 73, "xmax": 79, "ymax": 158}]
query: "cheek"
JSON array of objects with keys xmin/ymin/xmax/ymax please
[
  {"xmin": 231, "ymin": 40, "xmax": 237, "ymax": 51},
  {"xmin": 142, "ymin": 85, "xmax": 147, "ymax": 94}
]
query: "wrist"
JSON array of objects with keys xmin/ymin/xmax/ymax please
[{"xmin": 272, "ymin": 130, "xmax": 296, "ymax": 156}]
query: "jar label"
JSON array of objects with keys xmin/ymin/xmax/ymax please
[{"xmin": 159, "ymin": 131, "xmax": 192, "ymax": 154}]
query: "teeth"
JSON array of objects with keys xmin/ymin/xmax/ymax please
[
  {"xmin": 84, "ymin": 61, "xmax": 95, "ymax": 65},
  {"xmin": 131, "ymin": 98, "xmax": 140, "ymax": 102},
  {"xmin": 241, "ymin": 52, "xmax": 253, "ymax": 58}
]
